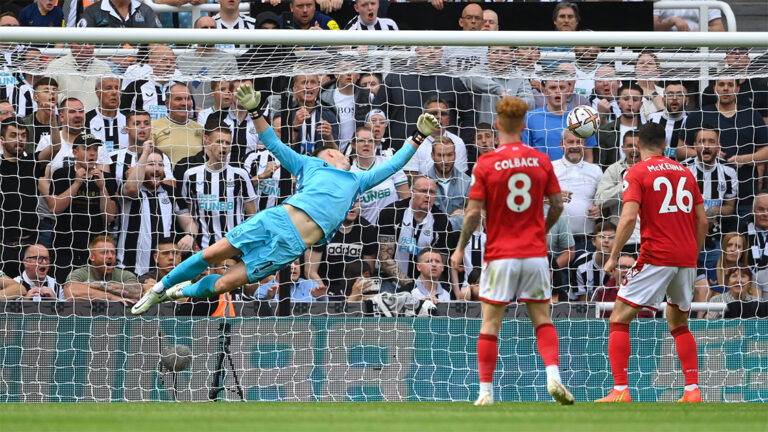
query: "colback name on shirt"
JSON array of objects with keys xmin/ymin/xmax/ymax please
[{"xmin": 494, "ymin": 157, "xmax": 540, "ymax": 171}]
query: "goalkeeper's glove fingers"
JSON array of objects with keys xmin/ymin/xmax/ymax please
[
  {"xmin": 235, "ymin": 84, "xmax": 267, "ymax": 118},
  {"xmin": 410, "ymin": 113, "xmax": 440, "ymax": 145}
]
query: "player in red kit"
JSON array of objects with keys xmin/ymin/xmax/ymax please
[
  {"xmin": 597, "ymin": 122, "xmax": 708, "ymax": 403},
  {"xmin": 450, "ymin": 97, "xmax": 573, "ymax": 406}
]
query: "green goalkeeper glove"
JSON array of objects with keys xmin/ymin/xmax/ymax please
[
  {"xmin": 235, "ymin": 84, "xmax": 267, "ymax": 119},
  {"xmin": 410, "ymin": 113, "xmax": 440, "ymax": 145}
]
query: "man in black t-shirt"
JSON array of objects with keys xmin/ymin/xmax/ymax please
[
  {"xmin": 0, "ymin": 119, "xmax": 40, "ymax": 277},
  {"xmin": 678, "ymin": 78, "xmax": 768, "ymax": 214},
  {"xmin": 48, "ymin": 134, "xmax": 117, "ymax": 282},
  {"xmin": 305, "ymin": 202, "xmax": 378, "ymax": 300}
]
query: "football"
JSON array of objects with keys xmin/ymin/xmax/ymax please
[{"xmin": 566, "ymin": 105, "xmax": 600, "ymax": 139}]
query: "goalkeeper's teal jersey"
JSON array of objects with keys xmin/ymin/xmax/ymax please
[{"xmin": 258, "ymin": 126, "xmax": 416, "ymax": 244}]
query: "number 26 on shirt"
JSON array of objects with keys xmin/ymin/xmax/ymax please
[{"xmin": 653, "ymin": 176, "xmax": 693, "ymax": 214}]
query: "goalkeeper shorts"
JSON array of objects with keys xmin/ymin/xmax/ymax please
[{"xmin": 225, "ymin": 205, "xmax": 307, "ymax": 283}]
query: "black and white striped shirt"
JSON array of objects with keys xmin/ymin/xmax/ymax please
[
  {"xmin": 110, "ymin": 148, "xmax": 174, "ymax": 189},
  {"xmin": 0, "ymin": 74, "xmax": 35, "ymax": 118},
  {"xmin": 117, "ymin": 183, "xmax": 188, "ymax": 276},
  {"xmin": 344, "ymin": 16, "xmax": 399, "ymax": 31},
  {"xmin": 683, "ymin": 157, "xmax": 738, "ymax": 234},
  {"xmin": 85, "ymin": 109, "xmax": 128, "ymax": 153},
  {"xmin": 746, "ymin": 222, "xmax": 768, "ymax": 270},
  {"xmin": 213, "ymin": 13, "xmax": 256, "ymax": 50},
  {"xmin": 13, "ymin": 272, "xmax": 64, "ymax": 301},
  {"xmin": 243, "ymin": 148, "xmax": 281, "ymax": 212},
  {"xmin": 462, "ymin": 230, "xmax": 485, "ymax": 286},
  {"xmin": 377, "ymin": 199, "xmax": 452, "ymax": 281},
  {"xmin": 181, "ymin": 164, "xmax": 256, "ymax": 248},
  {"xmin": 572, "ymin": 251, "xmax": 611, "ymax": 300},
  {"xmin": 646, "ymin": 111, "xmax": 687, "ymax": 149},
  {"xmin": 120, "ymin": 79, "xmax": 169, "ymax": 120}
]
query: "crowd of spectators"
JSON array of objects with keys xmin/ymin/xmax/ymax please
[{"xmin": 0, "ymin": 1, "xmax": 764, "ymax": 319}]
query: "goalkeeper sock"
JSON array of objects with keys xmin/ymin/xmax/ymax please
[
  {"xmin": 159, "ymin": 251, "xmax": 210, "ymax": 291},
  {"xmin": 609, "ymin": 322, "xmax": 631, "ymax": 388},
  {"xmin": 671, "ymin": 325, "xmax": 699, "ymax": 386},
  {"xmin": 477, "ymin": 333, "xmax": 498, "ymax": 384},
  {"xmin": 181, "ymin": 274, "xmax": 221, "ymax": 299}
]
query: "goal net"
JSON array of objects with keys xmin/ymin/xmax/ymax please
[{"xmin": 0, "ymin": 30, "xmax": 767, "ymax": 402}]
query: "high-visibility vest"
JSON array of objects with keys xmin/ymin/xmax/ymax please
[{"xmin": 211, "ymin": 292, "xmax": 235, "ymax": 317}]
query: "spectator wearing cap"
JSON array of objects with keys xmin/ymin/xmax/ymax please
[
  {"xmin": 177, "ymin": 16, "xmax": 238, "ymax": 110},
  {"xmin": 278, "ymin": 0, "xmax": 340, "ymax": 30},
  {"xmin": 344, "ymin": 0, "xmax": 398, "ymax": 31},
  {"xmin": 47, "ymin": 133, "xmax": 117, "ymax": 282},
  {"xmin": 364, "ymin": 108, "xmax": 394, "ymax": 158},
  {"xmin": 320, "ymin": 66, "xmax": 372, "ymax": 154},
  {"xmin": 255, "ymin": 11, "xmax": 279, "ymax": 29}
]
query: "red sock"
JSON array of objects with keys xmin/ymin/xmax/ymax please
[
  {"xmin": 608, "ymin": 322, "xmax": 631, "ymax": 387},
  {"xmin": 671, "ymin": 325, "xmax": 699, "ymax": 386},
  {"xmin": 535, "ymin": 323, "xmax": 559, "ymax": 367},
  {"xmin": 477, "ymin": 333, "xmax": 498, "ymax": 383}
]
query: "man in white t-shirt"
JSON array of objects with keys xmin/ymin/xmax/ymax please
[
  {"xmin": 403, "ymin": 98, "xmax": 468, "ymax": 176},
  {"xmin": 36, "ymin": 97, "xmax": 111, "ymax": 172},
  {"xmin": 552, "ymin": 130, "xmax": 603, "ymax": 245},
  {"xmin": 654, "ymin": 2, "xmax": 724, "ymax": 32}
]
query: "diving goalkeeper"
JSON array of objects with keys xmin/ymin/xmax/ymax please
[{"xmin": 131, "ymin": 85, "xmax": 439, "ymax": 314}]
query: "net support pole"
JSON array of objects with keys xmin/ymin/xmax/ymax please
[{"xmin": 277, "ymin": 92, "xmax": 293, "ymax": 318}]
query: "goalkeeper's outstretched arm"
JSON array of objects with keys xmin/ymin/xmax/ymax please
[
  {"xmin": 236, "ymin": 84, "xmax": 305, "ymax": 175},
  {"xmin": 361, "ymin": 113, "xmax": 440, "ymax": 191}
]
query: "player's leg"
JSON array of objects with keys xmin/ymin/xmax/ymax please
[
  {"xmin": 167, "ymin": 261, "xmax": 251, "ymax": 300},
  {"xmin": 667, "ymin": 268, "xmax": 701, "ymax": 403},
  {"xmin": 596, "ymin": 300, "xmax": 640, "ymax": 402},
  {"xmin": 131, "ymin": 238, "xmax": 241, "ymax": 314},
  {"xmin": 526, "ymin": 301, "xmax": 574, "ymax": 405},
  {"xmin": 474, "ymin": 258, "xmax": 518, "ymax": 406},
  {"xmin": 476, "ymin": 301, "xmax": 506, "ymax": 406},
  {"xmin": 519, "ymin": 257, "xmax": 573, "ymax": 405}
]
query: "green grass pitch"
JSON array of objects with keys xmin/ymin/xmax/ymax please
[{"xmin": 2, "ymin": 402, "xmax": 767, "ymax": 432}]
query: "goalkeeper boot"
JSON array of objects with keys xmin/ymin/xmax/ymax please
[
  {"xmin": 678, "ymin": 388, "xmax": 701, "ymax": 403},
  {"xmin": 131, "ymin": 281, "xmax": 189, "ymax": 315},
  {"xmin": 547, "ymin": 378, "xmax": 575, "ymax": 405},
  {"xmin": 595, "ymin": 388, "xmax": 632, "ymax": 403},
  {"xmin": 474, "ymin": 389, "xmax": 494, "ymax": 406}
]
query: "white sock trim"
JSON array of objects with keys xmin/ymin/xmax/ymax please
[
  {"xmin": 614, "ymin": 385, "xmax": 628, "ymax": 391},
  {"xmin": 546, "ymin": 365, "xmax": 561, "ymax": 383},
  {"xmin": 684, "ymin": 384, "xmax": 699, "ymax": 391}
]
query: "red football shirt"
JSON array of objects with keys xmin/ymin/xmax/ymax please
[
  {"xmin": 469, "ymin": 142, "xmax": 561, "ymax": 261},
  {"xmin": 622, "ymin": 156, "xmax": 704, "ymax": 268}
]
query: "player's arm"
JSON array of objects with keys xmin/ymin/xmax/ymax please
[
  {"xmin": 545, "ymin": 192, "xmax": 564, "ymax": 233},
  {"xmin": 361, "ymin": 114, "xmax": 439, "ymax": 191},
  {"xmin": 604, "ymin": 200, "xmax": 639, "ymax": 273},
  {"xmin": 694, "ymin": 202, "xmax": 708, "ymax": 252},
  {"xmin": 0, "ymin": 275, "xmax": 25, "ymax": 300},
  {"xmin": 235, "ymin": 84, "xmax": 306, "ymax": 176},
  {"xmin": 449, "ymin": 199, "xmax": 483, "ymax": 271}
]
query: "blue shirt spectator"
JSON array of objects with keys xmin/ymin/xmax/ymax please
[
  {"xmin": 18, "ymin": 1, "xmax": 65, "ymax": 27},
  {"xmin": 278, "ymin": 0, "xmax": 339, "ymax": 30},
  {"xmin": 523, "ymin": 106, "xmax": 597, "ymax": 161},
  {"xmin": 255, "ymin": 277, "xmax": 328, "ymax": 302}
]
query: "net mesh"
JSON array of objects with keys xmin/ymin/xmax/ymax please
[{"xmin": 0, "ymin": 39, "xmax": 767, "ymax": 402}]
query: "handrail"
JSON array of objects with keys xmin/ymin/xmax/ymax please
[
  {"xmin": 594, "ymin": 302, "xmax": 727, "ymax": 318},
  {"xmin": 142, "ymin": 0, "xmax": 252, "ymax": 23},
  {"xmin": 654, "ymin": 0, "xmax": 738, "ymax": 32}
]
